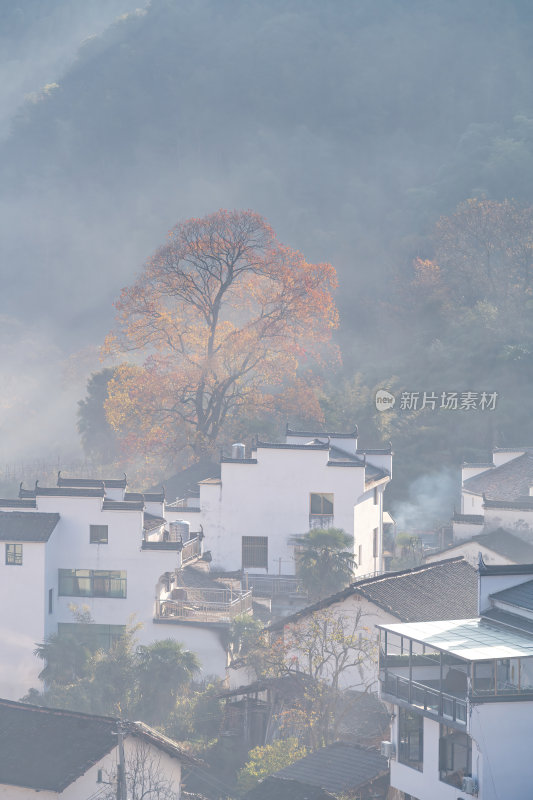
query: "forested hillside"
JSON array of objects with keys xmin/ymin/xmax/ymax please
[{"xmin": 2, "ymin": 0, "xmax": 533, "ymax": 516}]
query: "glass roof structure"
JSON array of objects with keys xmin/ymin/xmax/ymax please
[{"xmin": 378, "ymin": 618, "xmax": 533, "ymax": 661}]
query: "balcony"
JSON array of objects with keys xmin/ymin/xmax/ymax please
[
  {"xmin": 379, "ymin": 624, "xmax": 533, "ymax": 725},
  {"xmin": 158, "ymin": 586, "xmax": 253, "ymax": 624},
  {"xmin": 142, "ymin": 533, "xmax": 202, "ymax": 564},
  {"xmin": 243, "ymin": 574, "xmax": 305, "ymax": 598}
]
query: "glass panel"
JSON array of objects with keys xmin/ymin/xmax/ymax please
[
  {"xmin": 520, "ymin": 657, "xmax": 533, "ymax": 691},
  {"xmin": 310, "ymin": 493, "xmax": 334, "ymax": 515},
  {"xmin": 439, "ymin": 725, "xmax": 472, "ymax": 788},
  {"xmin": 497, "ymin": 658, "xmax": 520, "ymax": 693},
  {"xmin": 473, "ymin": 661, "xmax": 495, "ymax": 696},
  {"xmin": 398, "ymin": 708, "xmax": 423, "ymax": 771}
]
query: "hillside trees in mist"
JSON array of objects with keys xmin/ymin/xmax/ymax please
[
  {"xmin": 77, "ymin": 368, "xmax": 119, "ymax": 463},
  {"xmin": 104, "ymin": 209, "xmax": 338, "ymax": 460}
]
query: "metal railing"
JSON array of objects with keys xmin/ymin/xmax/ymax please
[
  {"xmin": 243, "ymin": 574, "xmax": 305, "ymax": 597},
  {"xmin": 382, "ymin": 673, "xmax": 467, "ymax": 725},
  {"xmin": 159, "ymin": 588, "xmax": 253, "ymax": 623},
  {"xmin": 182, "ymin": 536, "xmax": 201, "ymax": 562}
]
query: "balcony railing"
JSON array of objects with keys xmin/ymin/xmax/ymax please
[
  {"xmin": 182, "ymin": 536, "xmax": 201, "ymax": 563},
  {"xmin": 243, "ymin": 574, "xmax": 305, "ymax": 598},
  {"xmin": 382, "ymin": 673, "xmax": 467, "ymax": 725},
  {"xmin": 309, "ymin": 514, "xmax": 334, "ymax": 529},
  {"xmin": 158, "ymin": 587, "xmax": 253, "ymax": 624}
]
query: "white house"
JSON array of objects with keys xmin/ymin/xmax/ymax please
[
  {"xmin": 0, "ymin": 476, "xmax": 246, "ymax": 699},
  {"xmin": 379, "ymin": 559, "xmax": 533, "ymax": 800},
  {"xmin": 171, "ymin": 425, "xmax": 392, "ymax": 579},
  {"xmin": 259, "ymin": 557, "xmax": 477, "ymax": 694},
  {"xmin": 453, "ymin": 447, "xmax": 533, "ymax": 542},
  {"xmin": 425, "ymin": 528, "xmax": 533, "ymax": 568},
  {"xmin": 0, "ymin": 697, "xmax": 196, "ymax": 798}
]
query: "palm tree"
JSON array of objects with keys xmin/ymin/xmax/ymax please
[
  {"xmin": 135, "ymin": 639, "xmax": 200, "ymax": 723},
  {"xmin": 290, "ymin": 527, "xmax": 355, "ymax": 601}
]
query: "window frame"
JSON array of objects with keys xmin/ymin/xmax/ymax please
[
  {"xmin": 398, "ymin": 708, "xmax": 424, "ymax": 772},
  {"xmin": 5, "ymin": 543, "xmax": 23, "ymax": 565},
  {"xmin": 58, "ymin": 569, "xmax": 127, "ymax": 598},
  {"xmin": 439, "ymin": 724, "xmax": 472, "ymax": 788},
  {"xmin": 242, "ymin": 536, "xmax": 268, "ymax": 569},
  {"xmin": 309, "ymin": 492, "xmax": 334, "ymax": 516},
  {"xmin": 90, "ymin": 524, "xmax": 109, "ymax": 544}
]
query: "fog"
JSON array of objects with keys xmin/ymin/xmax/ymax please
[{"xmin": 1, "ymin": 0, "xmax": 533, "ymax": 521}]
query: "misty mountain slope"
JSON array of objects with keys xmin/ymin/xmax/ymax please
[
  {"xmin": 2, "ymin": 0, "xmax": 533, "ymax": 343},
  {"xmin": 0, "ymin": 0, "xmax": 139, "ymax": 140}
]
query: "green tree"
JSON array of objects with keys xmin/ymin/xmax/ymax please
[
  {"xmin": 135, "ymin": 639, "xmax": 200, "ymax": 724},
  {"xmin": 236, "ymin": 738, "xmax": 307, "ymax": 794},
  {"xmin": 290, "ymin": 528, "xmax": 355, "ymax": 601}
]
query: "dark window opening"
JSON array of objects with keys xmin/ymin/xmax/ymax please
[
  {"xmin": 90, "ymin": 525, "xmax": 108, "ymax": 544},
  {"xmin": 310, "ymin": 492, "xmax": 334, "ymax": 516},
  {"xmin": 5, "ymin": 543, "xmax": 22, "ymax": 565},
  {"xmin": 439, "ymin": 725, "xmax": 472, "ymax": 788},
  {"xmin": 242, "ymin": 537, "xmax": 268, "ymax": 569},
  {"xmin": 48, "ymin": 588, "xmax": 53, "ymax": 614},
  {"xmin": 398, "ymin": 708, "xmax": 423, "ymax": 771},
  {"xmin": 58, "ymin": 569, "xmax": 127, "ymax": 598}
]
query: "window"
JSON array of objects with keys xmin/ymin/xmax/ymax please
[
  {"xmin": 373, "ymin": 528, "xmax": 378, "ymax": 558},
  {"xmin": 310, "ymin": 493, "xmax": 334, "ymax": 515},
  {"xmin": 398, "ymin": 708, "xmax": 423, "ymax": 771},
  {"xmin": 358, "ymin": 544, "xmax": 362, "ymax": 566},
  {"xmin": 58, "ymin": 569, "xmax": 127, "ymax": 598},
  {"xmin": 439, "ymin": 725, "xmax": 472, "ymax": 788},
  {"xmin": 90, "ymin": 525, "xmax": 108, "ymax": 544},
  {"xmin": 5, "ymin": 543, "xmax": 22, "ymax": 565},
  {"xmin": 48, "ymin": 588, "xmax": 53, "ymax": 614},
  {"xmin": 242, "ymin": 537, "xmax": 268, "ymax": 569},
  {"xmin": 58, "ymin": 622, "xmax": 126, "ymax": 651}
]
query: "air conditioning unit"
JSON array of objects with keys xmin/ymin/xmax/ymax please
[
  {"xmin": 461, "ymin": 776, "xmax": 478, "ymax": 795},
  {"xmin": 380, "ymin": 741, "xmax": 396, "ymax": 759}
]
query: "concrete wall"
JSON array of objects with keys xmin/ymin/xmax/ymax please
[
  {"xmin": 198, "ymin": 446, "xmax": 374, "ymax": 573},
  {"xmin": 484, "ymin": 507, "xmax": 533, "ymax": 539},
  {"xmin": 0, "ymin": 541, "xmax": 46, "ymax": 699}
]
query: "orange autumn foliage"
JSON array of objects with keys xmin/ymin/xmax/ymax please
[{"xmin": 104, "ymin": 209, "xmax": 339, "ymax": 459}]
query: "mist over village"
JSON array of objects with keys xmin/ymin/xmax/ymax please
[{"xmin": 2, "ymin": 2, "xmax": 533, "ymax": 799}]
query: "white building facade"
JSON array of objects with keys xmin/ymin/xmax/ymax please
[
  {"xmin": 379, "ymin": 560, "xmax": 533, "ymax": 800},
  {"xmin": 173, "ymin": 426, "xmax": 392, "ymax": 578}
]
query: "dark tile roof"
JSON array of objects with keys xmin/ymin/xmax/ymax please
[
  {"xmin": 482, "ymin": 607, "xmax": 533, "ymax": 637},
  {"xmin": 221, "ymin": 457, "xmax": 258, "ymax": 464},
  {"xmin": 463, "ymin": 452, "xmax": 533, "ymax": 501},
  {"xmin": 152, "ymin": 460, "xmax": 220, "ymax": 503},
  {"xmin": 36, "ymin": 487, "xmax": 105, "ymax": 498},
  {"xmin": 0, "ymin": 699, "xmax": 196, "ymax": 793},
  {"xmin": 490, "ymin": 579, "xmax": 533, "ymax": 612},
  {"xmin": 141, "ymin": 492, "xmax": 165, "ymax": 502},
  {"xmin": 473, "ymin": 530, "xmax": 533, "ymax": 562},
  {"xmin": 453, "ymin": 513, "xmax": 485, "ymax": 524},
  {"xmin": 175, "ymin": 564, "xmax": 242, "ymax": 592},
  {"xmin": 245, "ymin": 777, "xmax": 336, "ymax": 800},
  {"xmin": 286, "ymin": 424, "xmax": 358, "ymax": 439},
  {"xmin": 102, "ymin": 499, "xmax": 144, "ymax": 511},
  {"xmin": 274, "ymin": 743, "xmax": 388, "ymax": 793},
  {"xmin": 429, "ymin": 529, "xmax": 533, "ymax": 564},
  {"xmin": 254, "ymin": 441, "xmax": 329, "ymax": 451},
  {"xmin": 478, "ymin": 559, "xmax": 533, "ymax": 576},
  {"xmin": 0, "ymin": 511, "xmax": 60, "ymax": 542},
  {"xmin": 268, "ymin": 558, "xmax": 477, "ymax": 631},
  {"xmin": 0, "ymin": 498, "xmax": 36, "ymax": 508},
  {"xmin": 143, "ymin": 511, "xmax": 166, "ymax": 531},
  {"xmin": 57, "ymin": 474, "xmax": 127, "ymax": 489},
  {"xmin": 483, "ymin": 497, "xmax": 533, "ymax": 511}
]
